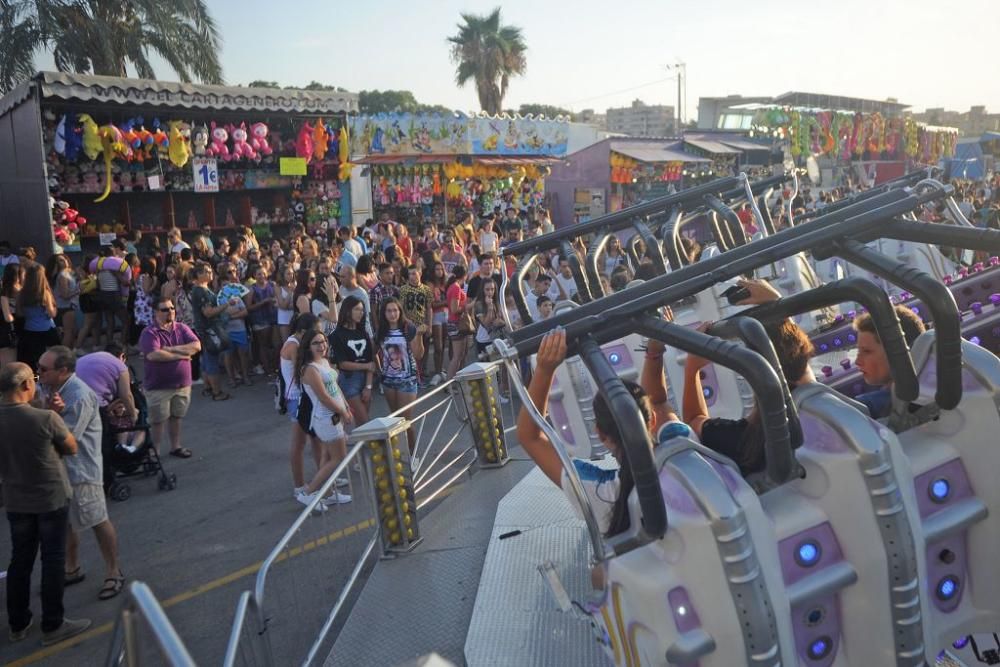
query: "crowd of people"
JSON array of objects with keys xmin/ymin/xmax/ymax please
[{"xmin": 0, "ymin": 170, "xmax": 992, "ymax": 644}]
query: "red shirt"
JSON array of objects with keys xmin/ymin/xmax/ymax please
[{"xmin": 446, "ymin": 282, "xmax": 466, "ymax": 323}]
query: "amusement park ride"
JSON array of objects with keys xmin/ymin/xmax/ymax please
[{"xmin": 492, "ymin": 168, "xmax": 1000, "ymax": 667}]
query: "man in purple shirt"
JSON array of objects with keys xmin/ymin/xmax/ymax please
[{"xmin": 138, "ymin": 296, "xmax": 200, "ymax": 458}]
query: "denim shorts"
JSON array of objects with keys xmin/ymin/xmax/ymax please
[
  {"xmin": 200, "ymin": 349, "xmax": 222, "ymax": 375},
  {"xmin": 286, "ymin": 397, "xmax": 300, "ymax": 423},
  {"xmin": 228, "ymin": 329, "xmax": 250, "ymax": 349},
  {"xmin": 382, "ymin": 376, "xmax": 418, "ymax": 395},
  {"xmin": 338, "ymin": 370, "xmax": 367, "ymax": 399}
]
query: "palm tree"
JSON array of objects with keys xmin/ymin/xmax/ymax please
[
  {"xmin": 447, "ymin": 7, "xmax": 526, "ymax": 116},
  {"xmin": 0, "ymin": 0, "xmax": 224, "ymax": 94}
]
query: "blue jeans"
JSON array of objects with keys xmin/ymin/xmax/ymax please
[{"xmin": 6, "ymin": 505, "xmax": 69, "ymax": 632}]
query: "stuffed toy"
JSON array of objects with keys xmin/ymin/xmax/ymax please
[
  {"xmin": 192, "ymin": 124, "xmax": 209, "ymax": 156},
  {"xmin": 249, "ymin": 122, "xmax": 272, "ymax": 157},
  {"xmin": 63, "ymin": 114, "xmax": 83, "ymax": 162},
  {"xmin": 167, "ymin": 121, "xmax": 191, "ymax": 167},
  {"xmin": 151, "ymin": 127, "xmax": 169, "ymax": 158},
  {"xmin": 95, "ymin": 123, "xmax": 130, "ymax": 202},
  {"xmin": 79, "ymin": 114, "xmax": 102, "ymax": 161},
  {"xmin": 313, "ymin": 119, "xmax": 329, "ymax": 161},
  {"xmin": 53, "ymin": 115, "xmax": 67, "ymax": 155},
  {"xmin": 296, "ymin": 122, "xmax": 315, "ymax": 162},
  {"xmin": 326, "ymin": 122, "xmax": 338, "ymax": 157},
  {"xmin": 206, "ymin": 122, "xmax": 230, "ymax": 160},
  {"xmin": 229, "ymin": 123, "xmax": 256, "ymax": 161}
]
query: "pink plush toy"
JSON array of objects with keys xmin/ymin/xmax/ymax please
[
  {"xmin": 250, "ymin": 122, "xmax": 272, "ymax": 157},
  {"xmin": 205, "ymin": 122, "xmax": 230, "ymax": 160},
  {"xmin": 296, "ymin": 122, "xmax": 315, "ymax": 162},
  {"xmin": 229, "ymin": 123, "xmax": 257, "ymax": 161}
]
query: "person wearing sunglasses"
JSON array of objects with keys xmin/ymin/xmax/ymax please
[{"xmin": 138, "ymin": 296, "xmax": 201, "ymax": 459}]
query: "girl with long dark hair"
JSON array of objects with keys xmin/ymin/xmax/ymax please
[
  {"xmin": 330, "ymin": 296, "xmax": 375, "ymax": 425},
  {"xmin": 426, "ymin": 260, "xmax": 448, "ymax": 385},
  {"xmin": 48, "ymin": 253, "xmax": 79, "ymax": 347},
  {"xmin": 376, "ymin": 297, "xmax": 426, "ymax": 453},
  {"xmin": 293, "ymin": 329, "xmax": 354, "ymax": 509},
  {"xmin": 516, "ymin": 329, "xmax": 689, "ymax": 538},
  {"xmin": 0, "ymin": 263, "xmax": 23, "ymax": 368}
]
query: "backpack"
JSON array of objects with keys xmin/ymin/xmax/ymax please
[{"xmin": 175, "ymin": 288, "xmax": 195, "ymax": 326}]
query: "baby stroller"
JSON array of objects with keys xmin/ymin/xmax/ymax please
[{"xmin": 101, "ymin": 373, "xmax": 178, "ymax": 501}]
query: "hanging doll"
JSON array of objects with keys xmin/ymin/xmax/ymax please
[
  {"xmin": 167, "ymin": 121, "xmax": 191, "ymax": 167},
  {"xmin": 378, "ymin": 177, "xmax": 390, "ymax": 206},
  {"xmin": 78, "ymin": 114, "xmax": 102, "ymax": 160},
  {"xmin": 409, "ymin": 174, "xmax": 421, "ymax": 204},
  {"xmin": 296, "ymin": 122, "xmax": 315, "ymax": 162},
  {"xmin": 313, "ymin": 119, "xmax": 329, "ymax": 161},
  {"xmin": 205, "ymin": 122, "xmax": 230, "ymax": 160},
  {"xmin": 192, "ymin": 124, "xmax": 209, "ymax": 156},
  {"xmin": 249, "ymin": 122, "xmax": 272, "ymax": 157},
  {"xmin": 396, "ymin": 175, "xmax": 409, "ymax": 205},
  {"xmin": 229, "ymin": 123, "xmax": 257, "ymax": 161}
]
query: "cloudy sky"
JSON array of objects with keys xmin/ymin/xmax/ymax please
[{"xmin": 36, "ymin": 0, "xmax": 1000, "ymax": 116}]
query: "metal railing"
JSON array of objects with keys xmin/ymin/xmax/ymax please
[
  {"xmin": 104, "ymin": 581, "xmax": 197, "ymax": 667},
  {"xmin": 223, "ymin": 364, "xmax": 513, "ymax": 667}
]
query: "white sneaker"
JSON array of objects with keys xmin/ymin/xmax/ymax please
[
  {"xmin": 293, "ymin": 485, "xmax": 307, "ymax": 498},
  {"xmin": 335, "ymin": 477, "xmax": 350, "ymax": 488},
  {"xmin": 295, "ymin": 490, "xmax": 328, "ymax": 513},
  {"xmin": 191, "ymin": 378, "xmax": 204, "ymax": 385},
  {"xmin": 411, "ymin": 456, "xmax": 421, "ymax": 472},
  {"xmin": 352, "ymin": 461, "xmax": 362, "ymax": 473},
  {"xmin": 498, "ymin": 394, "xmax": 510, "ymax": 405},
  {"xmin": 429, "ymin": 373, "xmax": 443, "ymax": 387},
  {"xmin": 253, "ymin": 365, "xmax": 265, "ymax": 376},
  {"xmin": 322, "ymin": 490, "xmax": 353, "ymax": 506}
]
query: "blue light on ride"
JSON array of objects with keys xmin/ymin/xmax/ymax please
[
  {"xmin": 608, "ymin": 352, "xmax": 621, "ymax": 365},
  {"xmin": 937, "ymin": 576, "xmax": 959, "ymax": 601},
  {"xmin": 953, "ymin": 636, "xmax": 970, "ymax": 649},
  {"xmin": 795, "ymin": 540, "xmax": 821, "ymax": 567},
  {"xmin": 807, "ymin": 636, "xmax": 832, "ymax": 660},
  {"xmin": 929, "ymin": 479, "xmax": 951, "ymax": 503}
]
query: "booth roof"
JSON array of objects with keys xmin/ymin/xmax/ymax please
[
  {"xmin": 356, "ymin": 154, "xmax": 561, "ymax": 165},
  {"xmin": 683, "ymin": 137, "xmax": 741, "ymax": 156},
  {"xmin": 0, "ymin": 71, "xmax": 359, "ymax": 117},
  {"xmin": 611, "ymin": 141, "xmax": 709, "ymax": 164}
]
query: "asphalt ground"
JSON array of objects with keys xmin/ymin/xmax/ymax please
[{"xmin": 0, "ymin": 367, "xmax": 507, "ymax": 666}]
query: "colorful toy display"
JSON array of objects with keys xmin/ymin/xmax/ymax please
[{"xmin": 752, "ymin": 108, "xmax": 959, "ymax": 163}]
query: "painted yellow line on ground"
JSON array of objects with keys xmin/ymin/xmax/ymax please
[{"xmin": 7, "ymin": 517, "xmax": 376, "ymax": 667}]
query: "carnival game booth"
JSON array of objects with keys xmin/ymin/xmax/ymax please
[
  {"xmin": 748, "ymin": 105, "xmax": 959, "ymax": 187},
  {"xmin": 549, "ymin": 136, "xmax": 756, "ymax": 245},
  {"xmin": 0, "ymin": 72, "xmax": 359, "ymax": 258},
  {"xmin": 349, "ymin": 112, "xmax": 567, "ymax": 225}
]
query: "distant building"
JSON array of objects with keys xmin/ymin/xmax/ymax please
[
  {"xmin": 912, "ymin": 106, "xmax": 1000, "ymax": 137},
  {"xmin": 577, "ymin": 108, "xmax": 607, "ymax": 131},
  {"xmin": 606, "ymin": 99, "xmax": 676, "ymax": 137},
  {"xmin": 698, "ymin": 91, "xmax": 910, "ymax": 132}
]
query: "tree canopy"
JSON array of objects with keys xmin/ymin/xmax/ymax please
[
  {"xmin": 447, "ymin": 7, "xmax": 526, "ymax": 115},
  {"xmin": 509, "ymin": 103, "xmax": 574, "ymax": 119},
  {"xmin": 359, "ymin": 89, "xmax": 452, "ymax": 115},
  {"xmin": 0, "ymin": 0, "xmax": 224, "ymax": 93}
]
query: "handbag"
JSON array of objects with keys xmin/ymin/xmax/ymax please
[
  {"xmin": 198, "ymin": 322, "xmax": 231, "ymax": 354},
  {"xmin": 458, "ymin": 311, "xmax": 476, "ymax": 335}
]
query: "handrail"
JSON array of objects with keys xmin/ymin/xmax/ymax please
[
  {"xmin": 585, "ymin": 231, "xmax": 612, "ymax": 298},
  {"xmin": 509, "ymin": 186, "xmax": 945, "ymax": 358},
  {"xmin": 105, "ymin": 582, "xmax": 197, "ymax": 667}
]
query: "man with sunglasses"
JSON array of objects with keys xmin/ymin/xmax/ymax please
[{"xmin": 138, "ymin": 296, "xmax": 201, "ymax": 459}]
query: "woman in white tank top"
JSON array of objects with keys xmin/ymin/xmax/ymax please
[{"xmin": 294, "ymin": 328, "xmax": 354, "ymax": 509}]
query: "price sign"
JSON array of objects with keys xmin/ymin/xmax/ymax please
[
  {"xmin": 192, "ymin": 157, "xmax": 219, "ymax": 193},
  {"xmin": 98, "ymin": 233, "xmax": 117, "ymax": 246}
]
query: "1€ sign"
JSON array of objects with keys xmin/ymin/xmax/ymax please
[{"xmin": 192, "ymin": 157, "xmax": 219, "ymax": 193}]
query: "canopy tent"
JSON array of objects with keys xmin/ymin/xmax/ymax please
[
  {"xmin": 943, "ymin": 140, "xmax": 988, "ymax": 180},
  {"xmin": 610, "ymin": 141, "xmax": 709, "ymax": 164}
]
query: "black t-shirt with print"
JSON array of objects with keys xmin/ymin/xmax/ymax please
[{"xmin": 330, "ymin": 326, "xmax": 373, "ymax": 365}]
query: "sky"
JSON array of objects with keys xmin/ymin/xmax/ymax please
[{"xmin": 34, "ymin": 0, "xmax": 1000, "ymax": 117}]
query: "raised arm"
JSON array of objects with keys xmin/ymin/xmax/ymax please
[
  {"xmin": 515, "ymin": 328, "xmax": 568, "ymax": 486},
  {"xmin": 641, "ymin": 338, "xmax": 679, "ymax": 426}
]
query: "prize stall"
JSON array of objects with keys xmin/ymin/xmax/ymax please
[
  {"xmin": 349, "ymin": 113, "xmax": 568, "ymax": 224},
  {"xmin": 749, "ymin": 106, "xmax": 959, "ymax": 185},
  {"xmin": 0, "ymin": 72, "xmax": 359, "ymax": 258}
]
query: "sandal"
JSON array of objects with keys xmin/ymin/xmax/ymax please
[
  {"xmin": 211, "ymin": 391, "xmax": 231, "ymax": 401},
  {"xmin": 98, "ymin": 573, "xmax": 126, "ymax": 601},
  {"xmin": 64, "ymin": 567, "xmax": 86, "ymax": 586},
  {"xmin": 200, "ymin": 387, "xmax": 214, "ymax": 398},
  {"xmin": 169, "ymin": 447, "xmax": 193, "ymax": 458}
]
